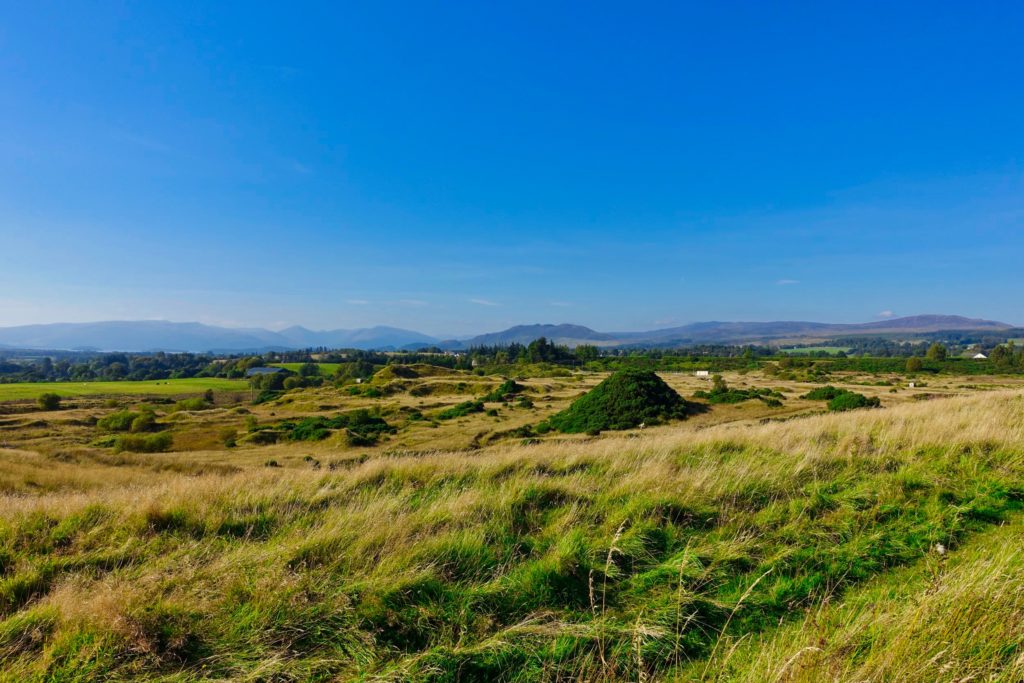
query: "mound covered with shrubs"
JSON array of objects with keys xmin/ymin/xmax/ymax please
[
  {"xmin": 436, "ymin": 400, "xmax": 485, "ymax": 420},
  {"xmin": 482, "ymin": 379, "xmax": 525, "ymax": 402},
  {"xmin": 242, "ymin": 410, "xmax": 395, "ymax": 446},
  {"xmin": 693, "ymin": 375, "xmax": 785, "ymax": 406},
  {"xmin": 272, "ymin": 409, "xmax": 395, "ymax": 444},
  {"xmin": 827, "ymin": 391, "xmax": 881, "ymax": 412},
  {"xmin": 542, "ymin": 370, "xmax": 696, "ymax": 434},
  {"xmin": 802, "ymin": 385, "xmax": 881, "ymax": 411}
]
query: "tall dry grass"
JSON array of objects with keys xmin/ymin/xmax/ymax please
[{"xmin": 0, "ymin": 390, "xmax": 1021, "ymax": 680}]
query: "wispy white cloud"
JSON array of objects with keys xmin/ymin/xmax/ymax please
[
  {"xmin": 878, "ymin": 310, "xmax": 896, "ymax": 318},
  {"xmin": 347, "ymin": 299, "xmax": 370, "ymax": 305},
  {"xmin": 469, "ymin": 298, "xmax": 500, "ymax": 306},
  {"xmin": 776, "ymin": 279, "xmax": 800, "ymax": 286},
  {"xmin": 398, "ymin": 299, "xmax": 428, "ymax": 307}
]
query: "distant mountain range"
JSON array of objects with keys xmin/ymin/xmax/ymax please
[
  {"xmin": 0, "ymin": 321, "xmax": 437, "ymax": 353},
  {"xmin": 0, "ymin": 315, "xmax": 1014, "ymax": 353}
]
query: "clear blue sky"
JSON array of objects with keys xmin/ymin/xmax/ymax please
[{"xmin": 1, "ymin": 2, "xmax": 1022, "ymax": 335}]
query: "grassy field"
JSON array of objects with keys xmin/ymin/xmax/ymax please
[
  {"xmin": 0, "ymin": 377, "xmax": 247, "ymax": 401},
  {"xmin": 270, "ymin": 362, "xmax": 343, "ymax": 376},
  {"xmin": 1, "ymin": 367, "xmax": 1023, "ymax": 680},
  {"xmin": 778, "ymin": 346, "xmax": 852, "ymax": 355}
]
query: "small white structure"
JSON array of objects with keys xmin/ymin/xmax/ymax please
[
  {"xmin": 909, "ymin": 382, "xmax": 916, "ymax": 388},
  {"xmin": 694, "ymin": 370, "xmax": 710, "ymax": 378},
  {"xmin": 973, "ymin": 353, "xmax": 988, "ymax": 360}
]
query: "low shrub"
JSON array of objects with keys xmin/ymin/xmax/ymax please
[
  {"xmin": 36, "ymin": 393, "xmax": 61, "ymax": 411},
  {"xmin": 694, "ymin": 376, "xmax": 784, "ymax": 405},
  {"xmin": 172, "ymin": 397, "xmax": 211, "ymax": 412},
  {"xmin": 219, "ymin": 428, "xmax": 238, "ymax": 448},
  {"xmin": 114, "ymin": 432, "xmax": 173, "ymax": 453},
  {"xmin": 130, "ymin": 413, "xmax": 157, "ymax": 433},
  {"xmin": 97, "ymin": 410, "xmax": 143, "ymax": 433},
  {"xmin": 436, "ymin": 401, "xmax": 485, "ymax": 420},
  {"xmin": 801, "ymin": 385, "xmax": 849, "ymax": 401},
  {"xmin": 270, "ymin": 410, "xmax": 395, "ymax": 443},
  {"xmin": 482, "ymin": 379, "xmax": 525, "ymax": 402},
  {"xmin": 828, "ymin": 392, "xmax": 881, "ymax": 412}
]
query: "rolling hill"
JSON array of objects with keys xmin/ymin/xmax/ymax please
[
  {"xmin": 0, "ymin": 321, "xmax": 438, "ymax": 353},
  {"xmin": 0, "ymin": 315, "xmax": 1012, "ymax": 352}
]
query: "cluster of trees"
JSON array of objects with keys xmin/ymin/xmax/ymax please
[
  {"xmin": 989, "ymin": 342, "xmax": 1024, "ymax": 370},
  {"xmin": 465, "ymin": 337, "xmax": 581, "ymax": 365},
  {"xmin": 5, "ymin": 335, "xmax": 1024, "ymax": 390},
  {"xmin": 0, "ymin": 352, "xmax": 224, "ymax": 383},
  {"xmin": 829, "ymin": 338, "xmax": 937, "ymax": 358}
]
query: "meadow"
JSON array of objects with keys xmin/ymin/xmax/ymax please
[
  {"xmin": 270, "ymin": 363, "xmax": 344, "ymax": 376},
  {"xmin": 0, "ymin": 378, "xmax": 247, "ymax": 401},
  {"xmin": 777, "ymin": 347, "xmax": 852, "ymax": 355},
  {"xmin": 1, "ymin": 364, "xmax": 1023, "ymax": 681}
]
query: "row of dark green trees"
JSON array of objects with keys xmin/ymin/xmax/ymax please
[{"xmin": 3, "ymin": 337, "xmax": 1024, "ymax": 386}]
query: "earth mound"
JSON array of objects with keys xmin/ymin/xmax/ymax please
[{"xmin": 546, "ymin": 370, "xmax": 697, "ymax": 433}]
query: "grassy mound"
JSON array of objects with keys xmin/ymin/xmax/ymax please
[
  {"xmin": 545, "ymin": 370, "xmax": 694, "ymax": 433},
  {"xmin": 372, "ymin": 364, "xmax": 462, "ymax": 385}
]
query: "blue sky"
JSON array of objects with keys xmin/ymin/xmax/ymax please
[{"xmin": 1, "ymin": 2, "xmax": 1022, "ymax": 335}]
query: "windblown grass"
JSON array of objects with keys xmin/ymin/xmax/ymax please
[{"xmin": 0, "ymin": 391, "xmax": 1022, "ymax": 680}]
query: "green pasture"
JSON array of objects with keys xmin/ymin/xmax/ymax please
[
  {"xmin": 0, "ymin": 377, "xmax": 247, "ymax": 401},
  {"xmin": 270, "ymin": 362, "xmax": 343, "ymax": 375},
  {"xmin": 778, "ymin": 346, "xmax": 852, "ymax": 355}
]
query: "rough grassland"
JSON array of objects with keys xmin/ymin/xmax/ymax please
[
  {"xmin": 0, "ymin": 378, "xmax": 247, "ymax": 401},
  {"xmin": 693, "ymin": 519, "xmax": 1024, "ymax": 681},
  {"xmin": 0, "ymin": 391, "xmax": 1023, "ymax": 680}
]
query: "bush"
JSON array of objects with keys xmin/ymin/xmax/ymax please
[
  {"xmin": 114, "ymin": 432, "xmax": 173, "ymax": 453},
  {"xmin": 270, "ymin": 410, "xmax": 395, "ymax": 443},
  {"xmin": 906, "ymin": 357, "xmax": 923, "ymax": 373},
  {"xmin": 345, "ymin": 430, "xmax": 378, "ymax": 447},
  {"xmin": 97, "ymin": 410, "xmax": 142, "ymax": 433},
  {"xmin": 36, "ymin": 393, "xmax": 61, "ymax": 410},
  {"xmin": 827, "ymin": 392, "xmax": 881, "ymax": 412},
  {"xmin": 283, "ymin": 376, "xmax": 304, "ymax": 391},
  {"xmin": 436, "ymin": 401, "xmax": 485, "ymax": 420},
  {"xmin": 130, "ymin": 413, "xmax": 157, "ymax": 433},
  {"xmin": 219, "ymin": 428, "xmax": 238, "ymax": 448},
  {"xmin": 801, "ymin": 385, "xmax": 848, "ymax": 401},
  {"xmin": 482, "ymin": 379, "xmax": 524, "ymax": 402},
  {"xmin": 173, "ymin": 397, "xmax": 211, "ymax": 412},
  {"xmin": 694, "ymin": 376, "xmax": 783, "ymax": 404}
]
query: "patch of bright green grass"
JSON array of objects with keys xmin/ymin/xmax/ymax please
[
  {"xmin": 779, "ymin": 346, "xmax": 852, "ymax": 355},
  {"xmin": 0, "ymin": 378, "xmax": 246, "ymax": 401},
  {"xmin": 270, "ymin": 363, "xmax": 343, "ymax": 376}
]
